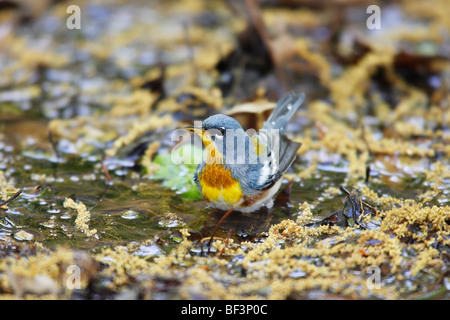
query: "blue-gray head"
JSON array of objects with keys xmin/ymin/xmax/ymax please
[
  {"xmin": 202, "ymin": 114, "xmax": 243, "ymax": 132},
  {"xmin": 185, "ymin": 114, "xmax": 257, "ymax": 167}
]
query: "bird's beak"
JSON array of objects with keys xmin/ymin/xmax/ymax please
[
  {"xmin": 184, "ymin": 125, "xmax": 212, "ymax": 145},
  {"xmin": 184, "ymin": 125, "xmax": 203, "ymax": 136}
]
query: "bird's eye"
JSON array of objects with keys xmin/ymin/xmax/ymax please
[{"xmin": 218, "ymin": 127, "xmax": 225, "ymax": 135}]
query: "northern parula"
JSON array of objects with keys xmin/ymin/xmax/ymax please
[{"xmin": 186, "ymin": 92, "xmax": 304, "ymax": 214}]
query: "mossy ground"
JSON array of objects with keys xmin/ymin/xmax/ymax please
[{"xmin": 0, "ymin": 0, "xmax": 448, "ymax": 299}]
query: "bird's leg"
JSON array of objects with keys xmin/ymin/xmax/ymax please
[
  {"xmin": 218, "ymin": 228, "xmax": 233, "ymax": 257},
  {"xmin": 207, "ymin": 198, "xmax": 244, "ymax": 252}
]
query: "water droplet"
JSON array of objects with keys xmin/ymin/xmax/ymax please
[
  {"xmin": 60, "ymin": 212, "xmax": 72, "ymax": 220},
  {"xmin": 133, "ymin": 244, "xmax": 161, "ymax": 257},
  {"xmin": 114, "ymin": 169, "xmax": 127, "ymax": 176},
  {"xmin": 121, "ymin": 210, "xmax": 139, "ymax": 220},
  {"xmin": 14, "ymin": 230, "xmax": 34, "ymax": 241},
  {"xmin": 40, "ymin": 221, "xmax": 55, "ymax": 228},
  {"xmin": 4, "ymin": 145, "xmax": 13, "ymax": 152},
  {"xmin": 289, "ymin": 269, "xmax": 307, "ymax": 279}
]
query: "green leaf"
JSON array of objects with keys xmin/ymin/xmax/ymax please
[{"xmin": 151, "ymin": 144, "xmax": 203, "ymax": 200}]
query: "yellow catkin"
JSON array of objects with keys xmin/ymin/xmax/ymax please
[
  {"xmin": 140, "ymin": 141, "xmax": 161, "ymax": 175},
  {"xmin": 63, "ymin": 198, "xmax": 97, "ymax": 237}
]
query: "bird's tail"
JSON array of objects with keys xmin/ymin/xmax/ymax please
[{"xmin": 263, "ymin": 92, "xmax": 305, "ymax": 133}]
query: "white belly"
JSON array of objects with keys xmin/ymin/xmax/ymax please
[{"xmin": 208, "ymin": 179, "xmax": 283, "ymax": 213}]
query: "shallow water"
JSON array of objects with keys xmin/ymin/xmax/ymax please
[
  {"xmin": 3, "ymin": 116, "xmax": 442, "ymax": 249},
  {"xmin": 0, "ymin": 0, "xmax": 449, "ymax": 300}
]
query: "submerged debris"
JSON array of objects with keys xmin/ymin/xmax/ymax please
[
  {"xmin": 320, "ymin": 187, "xmax": 377, "ymax": 229},
  {"xmin": 0, "ymin": 0, "xmax": 448, "ymax": 300}
]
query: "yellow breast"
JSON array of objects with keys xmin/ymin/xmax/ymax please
[{"xmin": 198, "ymin": 162, "xmax": 243, "ymax": 205}]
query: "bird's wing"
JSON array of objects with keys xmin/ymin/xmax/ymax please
[
  {"xmin": 246, "ymin": 92, "xmax": 304, "ymax": 191},
  {"xmin": 248, "ymin": 134, "xmax": 301, "ymax": 191},
  {"xmin": 263, "ymin": 92, "xmax": 305, "ymax": 133}
]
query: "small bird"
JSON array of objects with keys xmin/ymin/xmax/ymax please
[{"xmin": 185, "ymin": 92, "xmax": 304, "ymax": 240}]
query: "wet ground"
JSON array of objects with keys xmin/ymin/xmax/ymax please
[{"xmin": 0, "ymin": 0, "xmax": 449, "ymax": 299}]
